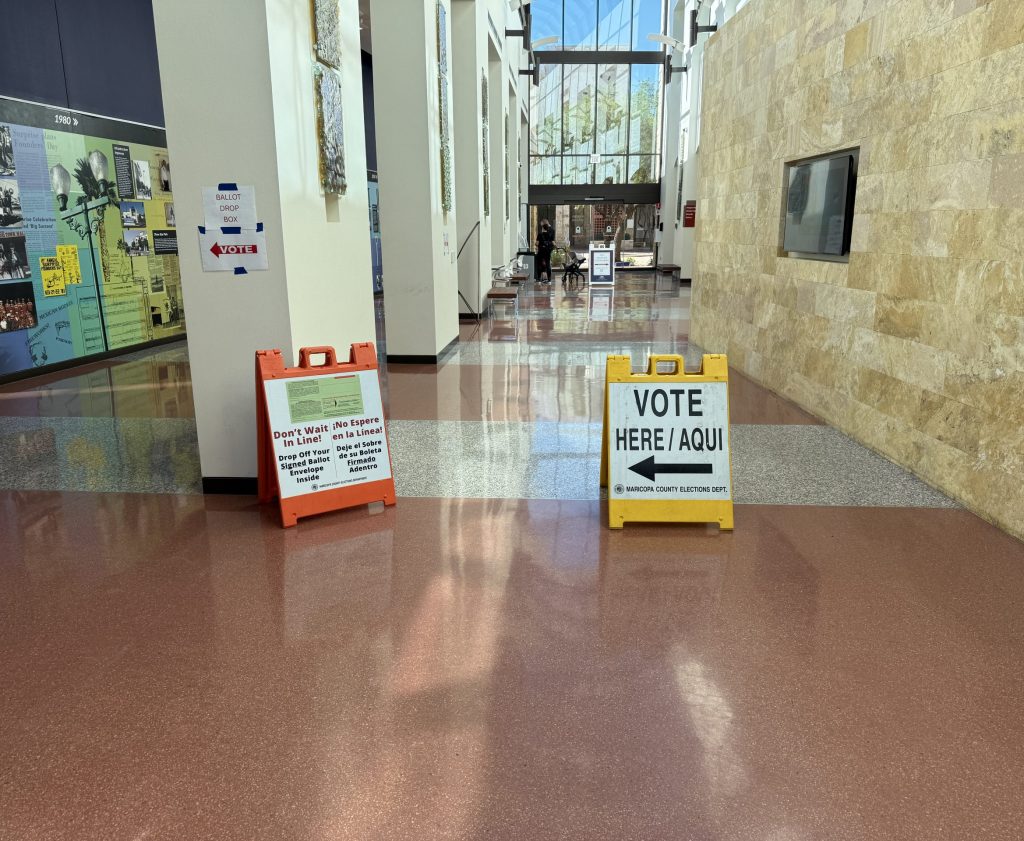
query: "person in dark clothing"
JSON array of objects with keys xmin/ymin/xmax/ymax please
[{"xmin": 536, "ymin": 219, "xmax": 555, "ymax": 284}]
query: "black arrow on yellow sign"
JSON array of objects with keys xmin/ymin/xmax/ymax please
[{"xmin": 628, "ymin": 456, "xmax": 713, "ymax": 482}]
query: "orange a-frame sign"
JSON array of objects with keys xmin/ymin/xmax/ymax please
[{"xmin": 256, "ymin": 343, "xmax": 397, "ymax": 527}]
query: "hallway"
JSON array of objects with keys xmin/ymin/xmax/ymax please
[{"xmin": 2, "ymin": 275, "xmax": 1023, "ymax": 840}]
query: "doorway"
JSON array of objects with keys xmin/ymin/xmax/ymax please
[{"xmin": 529, "ymin": 203, "xmax": 657, "ymax": 269}]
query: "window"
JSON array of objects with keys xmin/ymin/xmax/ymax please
[
  {"xmin": 564, "ymin": 156, "xmax": 593, "ymax": 184},
  {"xmin": 595, "ymin": 156, "xmax": 626, "ymax": 183},
  {"xmin": 629, "ymin": 155, "xmax": 657, "ymax": 184},
  {"xmin": 630, "ymin": 0, "xmax": 663, "ymax": 50},
  {"xmin": 530, "ymin": 155, "xmax": 560, "ymax": 185},
  {"xmin": 529, "ymin": 63, "xmax": 663, "ymax": 186},
  {"xmin": 532, "ymin": 2, "xmax": 562, "ymax": 49},
  {"xmin": 563, "ymin": 0, "xmax": 598, "ymax": 50},
  {"xmin": 596, "ymin": 64, "xmax": 629, "ymax": 155},
  {"xmin": 531, "ymin": 64, "xmax": 562, "ymax": 155},
  {"xmin": 562, "ymin": 65, "xmax": 596, "ymax": 154},
  {"xmin": 598, "ymin": 0, "xmax": 632, "ymax": 50},
  {"xmin": 527, "ymin": 2, "xmax": 666, "ymax": 187},
  {"xmin": 628, "ymin": 63, "xmax": 658, "ymax": 156},
  {"xmin": 529, "ymin": 0, "xmax": 667, "ymax": 50}
]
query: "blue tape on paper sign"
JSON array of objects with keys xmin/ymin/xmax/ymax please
[
  {"xmin": 198, "ymin": 225, "xmax": 206, "ymax": 234},
  {"xmin": 221, "ymin": 226, "xmax": 241, "ymax": 234},
  {"xmin": 218, "ymin": 182, "xmax": 239, "ymax": 191},
  {"xmin": 256, "ymin": 222, "xmax": 264, "ymax": 232},
  {"xmin": 234, "ymin": 267, "xmax": 247, "ymax": 275}
]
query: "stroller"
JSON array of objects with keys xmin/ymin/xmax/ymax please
[{"xmin": 562, "ymin": 251, "xmax": 586, "ymax": 290}]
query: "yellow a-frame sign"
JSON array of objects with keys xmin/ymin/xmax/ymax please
[{"xmin": 601, "ymin": 354, "xmax": 734, "ymax": 530}]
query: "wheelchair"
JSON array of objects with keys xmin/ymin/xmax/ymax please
[{"xmin": 562, "ymin": 251, "xmax": 587, "ymax": 290}]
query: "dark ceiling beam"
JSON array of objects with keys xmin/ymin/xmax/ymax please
[{"xmin": 535, "ymin": 50, "xmax": 665, "ymax": 65}]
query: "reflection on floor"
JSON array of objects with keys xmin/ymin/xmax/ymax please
[
  {"xmin": 2, "ymin": 273, "xmax": 1023, "ymax": 840},
  {"xmin": 0, "ymin": 276, "xmax": 956, "ymax": 507}
]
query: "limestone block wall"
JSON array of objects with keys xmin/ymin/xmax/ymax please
[{"xmin": 691, "ymin": 0, "xmax": 1024, "ymax": 538}]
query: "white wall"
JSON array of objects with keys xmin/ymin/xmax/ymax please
[{"xmin": 153, "ymin": 0, "xmax": 374, "ymax": 479}]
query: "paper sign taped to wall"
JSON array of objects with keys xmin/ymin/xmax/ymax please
[
  {"xmin": 202, "ymin": 185, "xmax": 258, "ymax": 229},
  {"xmin": 198, "ymin": 225, "xmax": 268, "ymax": 274}
]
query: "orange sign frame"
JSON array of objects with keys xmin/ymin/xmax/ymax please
[{"xmin": 256, "ymin": 343, "xmax": 397, "ymax": 527}]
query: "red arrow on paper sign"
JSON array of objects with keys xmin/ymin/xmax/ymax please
[{"xmin": 210, "ymin": 242, "xmax": 258, "ymax": 257}]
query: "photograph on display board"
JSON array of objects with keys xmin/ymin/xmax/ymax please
[
  {"xmin": 0, "ymin": 232, "xmax": 30, "ymax": 279},
  {"xmin": 0, "ymin": 281, "xmax": 37, "ymax": 333},
  {"xmin": 0, "ymin": 125, "xmax": 14, "ymax": 176},
  {"xmin": 121, "ymin": 200, "xmax": 147, "ymax": 228},
  {"xmin": 132, "ymin": 159, "xmax": 152, "ymax": 199},
  {"xmin": 123, "ymin": 228, "xmax": 150, "ymax": 257},
  {"xmin": 0, "ymin": 177, "xmax": 23, "ymax": 227},
  {"xmin": 164, "ymin": 202, "xmax": 175, "ymax": 227},
  {"xmin": 158, "ymin": 157, "xmax": 170, "ymax": 192}
]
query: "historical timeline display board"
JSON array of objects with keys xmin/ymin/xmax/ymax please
[{"xmin": 0, "ymin": 97, "xmax": 185, "ymax": 380}]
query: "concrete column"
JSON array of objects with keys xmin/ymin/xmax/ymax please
[
  {"xmin": 519, "ymin": 110, "xmax": 529, "ymax": 247},
  {"xmin": 371, "ymin": 0, "xmax": 459, "ymax": 360},
  {"xmin": 452, "ymin": 0, "xmax": 490, "ymax": 315},
  {"xmin": 657, "ymin": 2, "xmax": 690, "ymax": 267},
  {"xmin": 487, "ymin": 46, "xmax": 507, "ymax": 269},
  {"xmin": 506, "ymin": 85, "xmax": 519, "ymax": 258},
  {"xmin": 672, "ymin": 0, "xmax": 711, "ymax": 277},
  {"xmin": 153, "ymin": 0, "xmax": 375, "ymax": 485},
  {"xmin": 659, "ymin": 63, "xmax": 683, "ymax": 264}
]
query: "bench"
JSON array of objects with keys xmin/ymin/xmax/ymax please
[
  {"xmin": 486, "ymin": 287, "xmax": 518, "ymax": 300},
  {"xmin": 486, "ymin": 285, "xmax": 519, "ymax": 319},
  {"xmin": 656, "ymin": 264, "xmax": 690, "ymax": 284}
]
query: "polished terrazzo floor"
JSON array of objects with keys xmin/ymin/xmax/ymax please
[{"xmin": 2, "ymin": 274, "xmax": 1024, "ymax": 840}]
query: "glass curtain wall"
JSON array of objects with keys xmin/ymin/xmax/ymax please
[
  {"xmin": 532, "ymin": 0, "xmax": 664, "ymax": 52},
  {"xmin": 530, "ymin": 63, "xmax": 662, "ymax": 185},
  {"xmin": 529, "ymin": 0, "xmax": 664, "ymax": 187}
]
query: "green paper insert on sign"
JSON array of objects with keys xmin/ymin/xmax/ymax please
[{"xmin": 286, "ymin": 375, "xmax": 364, "ymax": 423}]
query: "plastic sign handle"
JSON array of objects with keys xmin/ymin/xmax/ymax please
[
  {"xmin": 647, "ymin": 355, "xmax": 684, "ymax": 376},
  {"xmin": 298, "ymin": 346, "xmax": 337, "ymax": 368}
]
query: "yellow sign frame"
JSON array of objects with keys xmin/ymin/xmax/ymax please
[{"xmin": 601, "ymin": 353, "xmax": 734, "ymax": 531}]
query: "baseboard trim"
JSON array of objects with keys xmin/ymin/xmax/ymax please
[
  {"xmin": 202, "ymin": 476, "xmax": 258, "ymax": 495},
  {"xmin": 387, "ymin": 334, "xmax": 459, "ymax": 365}
]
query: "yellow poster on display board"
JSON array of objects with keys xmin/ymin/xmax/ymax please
[
  {"xmin": 57, "ymin": 245, "xmax": 82, "ymax": 284},
  {"xmin": 41, "ymin": 268, "xmax": 67, "ymax": 297},
  {"xmin": 601, "ymin": 353, "xmax": 734, "ymax": 530}
]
